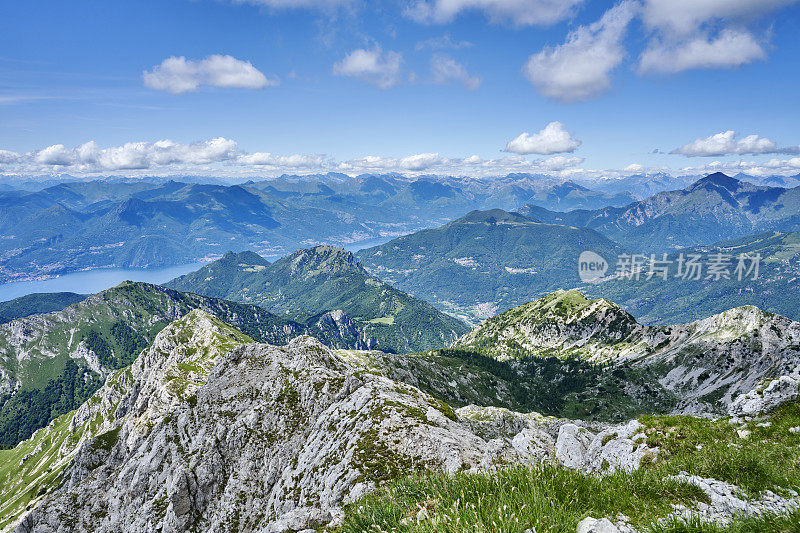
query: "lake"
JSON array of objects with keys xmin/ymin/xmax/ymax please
[
  {"xmin": 0, "ymin": 236, "xmax": 399, "ymax": 303},
  {"xmin": 0, "ymin": 262, "xmax": 206, "ymax": 302}
]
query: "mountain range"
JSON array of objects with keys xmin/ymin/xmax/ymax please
[
  {"xmin": 165, "ymin": 245, "xmax": 469, "ymax": 353},
  {"xmin": 583, "ymin": 230, "xmax": 800, "ymax": 324},
  {"xmin": 0, "ymin": 174, "xmax": 636, "ymax": 283},
  {"xmin": 356, "ymin": 174, "xmax": 800, "ymax": 324},
  {"xmin": 2, "ymin": 290, "xmax": 799, "ymax": 531},
  {"xmin": 356, "ymin": 209, "xmax": 623, "ymax": 323},
  {"xmin": 457, "ymin": 289, "xmax": 800, "ymax": 412},
  {"xmin": 0, "ymin": 279, "xmax": 428, "ymax": 449},
  {"xmin": 521, "ymin": 172, "xmax": 800, "ymax": 252}
]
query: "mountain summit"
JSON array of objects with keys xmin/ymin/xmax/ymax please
[
  {"xmin": 166, "ymin": 246, "xmax": 469, "ymax": 353},
  {"xmin": 521, "ymin": 172, "xmax": 800, "ymax": 252}
]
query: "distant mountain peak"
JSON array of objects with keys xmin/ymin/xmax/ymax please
[
  {"xmin": 689, "ymin": 172, "xmax": 740, "ymax": 191},
  {"xmin": 219, "ymin": 250, "xmax": 270, "ymax": 266},
  {"xmin": 456, "ymin": 289, "xmax": 642, "ymax": 361},
  {"xmin": 524, "ymin": 289, "xmax": 630, "ymax": 323},
  {"xmin": 283, "ymin": 245, "xmax": 361, "ymax": 278},
  {"xmin": 455, "ymin": 209, "xmax": 533, "ymax": 225}
]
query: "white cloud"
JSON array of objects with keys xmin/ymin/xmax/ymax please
[
  {"xmin": 28, "ymin": 138, "xmax": 240, "ymax": 170},
  {"xmin": 35, "ymin": 144, "xmax": 74, "ymax": 165},
  {"xmin": 670, "ymin": 131, "xmax": 799, "ymax": 157},
  {"xmin": 637, "ymin": 1, "xmax": 798, "ymax": 74},
  {"xmin": 538, "ymin": 155, "xmax": 585, "ymax": 170},
  {"xmin": 639, "ymin": 28, "xmax": 765, "ymax": 74},
  {"xmin": 504, "ymin": 122, "xmax": 582, "ymax": 155},
  {"xmin": 522, "ymin": 2, "xmax": 638, "ymax": 103},
  {"xmin": 237, "ymin": 152, "xmax": 328, "ymax": 168},
  {"xmin": 143, "ymin": 55, "xmax": 277, "ymax": 94},
  {"xmin": 332, "ymin": 47, "xmax": 403, "ymax": 89},
  {"xmin": 0, "ymin": 150, "xmax": 21, "ymax": 164},
  {"xmin": 399, "ymin": 153, "xmax": 444, "ymax": 170},
  {"xmin": 677, "ymin": 157, "xmax": 800, "ymax": 178},
  {"xmin": 641, "ymin": 0, "xmax": 799, "ymax": 35},
  {"xmin": 430, "ymin": 55, "xmax": 481, "ymax": 90},
  {"xmin": 405, "ymin": 0, "xmax": 584, "ymax": 26}
]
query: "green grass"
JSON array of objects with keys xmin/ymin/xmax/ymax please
[
  {"xmin": 339, "ymin": 464, "xmax": 707, "ymax": 532},
  {"xmin": 368, "ymin": 316, "xmax": 396, "ymax": 325},
  {"xmin": 640, "ymin": 401, "xmax": 800, "ymax": 495},
  {"xmin": 650, "ymin": 510, "xmax": 800, "ymax": 532},
  {"xmin": 339, "ymin": 401, "xmax": 800, "ymax": 532}
]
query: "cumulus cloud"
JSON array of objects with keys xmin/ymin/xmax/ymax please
[
  {"xmin": 637, "ymin": 0, "xmax": 798, "ymax": 74},
  {"xmin": 641, "ymin": 0, "xmax": 799, "ymax": 35},
  {"xmin": 143, "ymin": 55, "xmax": 277, "ymax": 94},
  {"xmin": 639, "ymin": 28, "xmax": 765, "ymax": 74},
  {"xmin": 430, "ymin": 55, "xmax": 481, "ymax": 90},
  {"xmin": 522, "ymin": 1, "xmax": 638, "ymax": 103},
  {"xmin": 405, "ymin": 0, "xmax": 584, "ymax": 26},
  {"xmin": 332, "ymin": 47, "xmax": 403, "ymax": 89},
  {"xmin": 504, "ymin": 122, "xmax": 582, "ymax": 155},
  {"xmin": 237, "ymin": 152, "xmax": 328, "ymax": 168},
  {"xmin": 671, "ymin": 131, "xmax": 800, "ymax": 157},
  {"xmin": 27, "ymin": 138, "xmax": 239, "ymax": 170},
  {"xmin": 34, "ymin": 144, "xmax": 74, "ymax": 165}
]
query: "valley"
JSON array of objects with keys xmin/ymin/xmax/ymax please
[{"xmin": 1, "ymin": 172, "xmax": 799, "ymax": 533}]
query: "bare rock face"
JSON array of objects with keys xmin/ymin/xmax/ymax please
[
  {"xmin": 728, "ymin": 374, "xmax": 800, "ymax": 416},
  {"xmin": 11, "ymin": 311, "xmax": 663, "ymax": 533},
  {"xmin": 12, "ymin": 313, "xmax": 533, "ymax": 532},
  {"xmin": 577, "ymin": 517, "xmax": 624, "ymax": 533},
  {"xmin": 553, "ymin": 420, "xmax": 656, "ymax": 475}
]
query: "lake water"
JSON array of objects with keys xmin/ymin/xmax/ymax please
[
  {"xmin": 0, "ymin": 262, "xmax": 206, "ymax": 302},
  {"xmin": 0, "ymin": 236, "xmax": 398, "ymax": 303}
]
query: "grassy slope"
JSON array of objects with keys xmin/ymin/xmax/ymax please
[
  {"xmin": 0, "ymin": 293, "xmax": 87, "ymax": 324},
  {"xmin": 338, "ymin": 400, "xmax": 800, "ymax": 533}
]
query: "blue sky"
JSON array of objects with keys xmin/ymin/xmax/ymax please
[{"xmin": 1, "ymin": 0, "xmax": 800, "ymax": 180}]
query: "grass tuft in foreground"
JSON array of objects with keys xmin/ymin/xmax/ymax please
[
  {"xmin": 339, "ymin": 464, "xmax": 706, "ymax": 532},
  {"xmin": 339, "ymin": 401, "xmax": 800, "ymax": 532},
  {"xmin": 640, "ymin": 401, "xmax": 800, "ymax": 495}
]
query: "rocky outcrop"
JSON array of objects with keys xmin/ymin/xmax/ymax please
[
  {"xmin": 669, "ymin": 473, "xmax": 800, "ymax": 525},
  {"xmin": 8, "ymin": 314, "xmax": 505, "ymax": 532},
  {"xmin": 728, "ymin": 373, "xmax": 800, "ymax": 416},
  {"xmin": 577, "ymin": 516, "xmax": 637, "ymax": 533},
  {"xmin": 554, "ymin": 420, "xmax": 656, "ymax": 475},
  {"xmin": 456, "ymin": 290, "xmax": 644, "ymax": 362},
  {"xmin": 10, "ymin": 310, "xmax": 671, "ymax": 533},
  {"xmin": 457, "ymin": 291, "xmax": 800, "ymax": 414}
]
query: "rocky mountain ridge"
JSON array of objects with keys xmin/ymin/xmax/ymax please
[
  {"xmin": 457, "ymin": 290, "xmax": 800, "ymax": 413},
  {"xmin": 166, "ymin": 246, "xmax": 470, "ymax": 353},
  {"xmin": 0, "ymin": 281, "xmax": 398, "ymax": 449},
  {"xmin": 3, "ymin": 308, "xmax": 800, "ymax": 532},
  {"xmin": 2, "ymin": 311, "xmax": 658, "ymax": 532}
]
